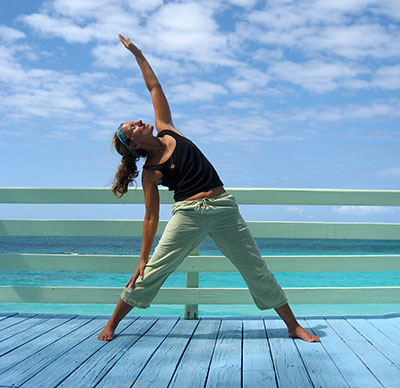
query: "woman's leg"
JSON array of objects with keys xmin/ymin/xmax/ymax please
[
  {"xmin": 207, "ymin": 195, "xmax": 320, "ymax": 342},
  {"xmin": 274, "ymin": 303, "xmax": 320, "ymax": 341},
  {"xmin": 98, "ymin": 207, "xmax": 207, "ymax": 341},
  {"xmin": 97, "ymin": 298, "xmax": 133, "ymax": 341}
]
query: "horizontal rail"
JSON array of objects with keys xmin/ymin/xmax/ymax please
[
  {"xmin": 1, "ymin": 187, "xmax": 400, "ymax": 205},
  {"xmin": 0, "ymin": 286, "xmax": 399, "ymax": 304},
  {"xmin": 1, "ymin": 253, "xmax": 400, "ymax": 272},
  {"xmin": 2, "ymin": 220, "xmax": 400, "ymax": 239}
]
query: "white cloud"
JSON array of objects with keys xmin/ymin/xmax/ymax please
[
  {"xmin": 304, "ymin": 24, "xmax": 400, "ymax": 59},
  {"xmin": 126, "ymin": 0, "xmax": 163, "ymax": 13},
  {"xmin": 170, "ymin": 81, "xmax": 227, "ymax": 103},
  {"xmin": 0, "ymin": 25, "xmax": 25, "ymax": 42},
  {"xmin": 145, "ymin": 2, "xmax": 232, "ymax": 65},
  {"xmin": 21, "ymin": 0, "xmax": 239, "ymax": 68},
  {"xmin": 372, "ymin": 65, "xmax": 400, "ymax": 90},
  {"xmin": 268, "ymin": 60, "xmax": 368, "ymax": 93},
  {"xmin": 226, "ymin": 0, "xmax": 258, "ymax": 7},
  {"xmin": 286, "ymin": 206, "xmax": 305, "ymax": 215},
  {"xmin": 22, "ymin": 13, "xmax": 93, "ymax": 43},
  {"xmin": 333, "ymin": 206, "xmax": 390, "ymax": 215},
  {"xmin": 283, "ymin": 99, "xmax": 400, "ymax": 122},
  {"xmin": 243, "ymin": 0, "xmax": 400, "ymax": 61},
  {"xmin": 226, "ymin": 66, "xmax": 270, "ymax": 94},
  {"xmin": 379, "ymin": 167, "xmax": 400, "ymax": 176},
  {"xmin": 21, "ymin": 1, "xmax": 141, "ymax": 43}
]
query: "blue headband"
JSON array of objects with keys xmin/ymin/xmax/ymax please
[{"xmin": 116, "ymin": 124, "xmax": 138, "ymax": 158}]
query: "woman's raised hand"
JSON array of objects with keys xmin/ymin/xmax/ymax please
[{"xmin": 118, "ymin": 34, "xmax": 142, "ymax": 56}]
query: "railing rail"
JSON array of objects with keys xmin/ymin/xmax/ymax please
[{"xmin": 1, "ymin": 187, "xmax": 400, "ymax": 319}]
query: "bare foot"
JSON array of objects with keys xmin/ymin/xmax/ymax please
[
  {"xmin": 97, "ymin": 325, "xmax": 116, "ymax": 341},
  {"xmin": 289, "ymin": 325, "xmax": 320, "ymax": 342}
]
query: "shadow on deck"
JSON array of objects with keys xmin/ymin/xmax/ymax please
[{"xmin": 0, "ymin": 312, "xmax": 399, "ymax": 387}]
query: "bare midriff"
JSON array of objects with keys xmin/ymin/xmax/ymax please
[{"xmin": 184, "ymin": 186, "xmax": 226, "ymax": 201}]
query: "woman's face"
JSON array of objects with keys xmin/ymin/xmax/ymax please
[{"xmin": 122, "ymin": 120, "xmax": 154, "ymax": 148}]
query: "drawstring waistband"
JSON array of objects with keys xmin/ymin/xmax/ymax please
[
  {"xmin": 194, "ymin": 198, "xmax": 210, "ymax": 212},
  {"xmin": 171, "ymin": 192, "xmax": 235, "ymax": 215}
]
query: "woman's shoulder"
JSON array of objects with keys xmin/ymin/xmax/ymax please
[{"xmin": 156, "ymin": 124, "xmax": 186, "ymax": 138}]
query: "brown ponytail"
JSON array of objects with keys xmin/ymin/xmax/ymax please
[{"xmin": 111, "ymin": 133, "xmax": 147, "ymax": 197}]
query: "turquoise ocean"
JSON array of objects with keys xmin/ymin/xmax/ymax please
[{"xmin": 1, "ymin": 236, "xmax": 399, "ymax": 317}]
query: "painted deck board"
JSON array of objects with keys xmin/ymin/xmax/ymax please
[
  {"xmin": 95, "ymin": 317, "xmax": 179, "ymax": 388},
  {"xmin": 294, "ymin": 318, "xmax": 351, "ymax": 388},
  {"xmin": 206, "ymin": 320, "xmax": 242, "ymax": 388},
  {"xmin": 327, "ymin": 317, "xmax": 400, "ymax": 388},
  {"xmin": 0, "ymin": 313, "xmax": 399, "ymax": 388},
  {"xmin": 133, "ymin": 319, "xmax": 199, "ymax": 388},
  {"xmin": 265, "ymin": 318, "xmax": 312, "ymax": 388},
  {"xmin": 169, "ymin": 319, "xmax": 220, "ymax": 388},
  {"xmin": 303, "ymin": 317, "xmax": 383, "ymax": 388},
  {"xmin": 243, "ymin": 319, "xmax": 277, "ymax": 387}
]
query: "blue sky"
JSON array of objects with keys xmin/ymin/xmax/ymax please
[{"xmin": 1, "ymin": 0, "xmax": 399, "ymax": 222}]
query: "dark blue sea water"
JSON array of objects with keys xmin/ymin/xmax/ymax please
[{"xmin": 1, "ymin": 236, "xmax": 399, "ymax": 316}]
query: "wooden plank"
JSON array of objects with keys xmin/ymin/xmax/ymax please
[
  {"xmin": 0, "ymin": 219, "xmax": 164, "ymax": 237},
  {"xmin": 169, "ymin": 319, "xmax": 220, "ymax": 388},
  {"xmin": 0, "ymin": 314, "xmax": 51, "ymax": 344},
  {"xmin": 133, "ymin": 319, "xmax": 199, "ymax": 388},
  {"xmin": 283, "ymin": 287, "xmax": 400, "ymax": 304},
  {"xmin": 293, "ymin": 318, "xmax": 351, "ymax": 388},
  {"xmin": 0, "ymin": 313, "xmax": 38, "ymax": 334},
  {"xmin": 303, "ymin": 317, "xmax": 383, "ymax": 388},
  {"xmin": 390, "ymin": 316, "xmax": 400, "ymax": 329},
  {"xmin": 95, "ymin": 317, "xmax": 178, "ymax": 387},
  {"xmin": 242, "ymin": 319, "xmax": 277, "ymax": 388},
  {"xmin": 368, "ymin": 317, "xmax": 400, "ymax": 347},
  {"xmin": 248, "ymin": 221, "xmax": 400, "ymax": 239},
  {"xmin": 2, "ymin": 253, "xmax": 400, "ymax": 272},
  {"xmin": 0, "ymin": 312, "xmax": 17, "ymax": 322},
  {"xmin": 0, "ymin": 314, "xmax": 72, "ymax": 357},
  {"xmin": 18, "ymin": 317, "xmax": 155, "ymax": 388},
  {"xmin": 58, "ymin": 317, "xmax": 178, "ymax": 388},
  {"xmin": 327, "ymin": 318, "xmax": 400, "ymax": 388},
  {"xmin": 1, "ymin": 286, "xmax": 399, "ymax": 305},
  {"xmin": 346, "ymin": 317, "xmax": 400, "ymax": 367},
  {"xmin": 206, "ymin": 320, "xmax": 242, "ymax": 388},
  {"xmin": 231, "ymin": 188, "xmax": 400, "ymax": 206},
  {"xmin": 0, "ymin": 316, "xmax": 104, "ymax": 387},
  {"xmin": 265, "ymin": 318, "xmax": 312, "ymax": 388},
  {"xmin": 2, "ymin": 219, "xmax": 400, "ymax": 240},
  {"xmin": 0, "ymin": 187, "xmax": 173, "ymax": 204},
  {"xmin": 1, "ymin": 187, "xmax": 399, "ymax": 206}
]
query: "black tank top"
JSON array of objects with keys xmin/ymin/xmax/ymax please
[{"xmin": 143, "ymin": 130, "xmax": 224, "ymax": 201}]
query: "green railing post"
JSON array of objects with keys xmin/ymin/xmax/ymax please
[{"xmin": 185, "ymin": 245, "xmax": 199, "ymax": 320}]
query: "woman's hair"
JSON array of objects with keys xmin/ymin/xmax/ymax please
[{"xmin": 111, "ymin": 132, "xmax": 147, "ymax": 197}]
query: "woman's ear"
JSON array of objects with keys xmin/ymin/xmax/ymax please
[{"xmin": 131, "ymin": 143, "xmax": 141, "ymax": 150}]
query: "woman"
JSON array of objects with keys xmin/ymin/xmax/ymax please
[{"xmin": 97, "ymin": 35, "xmax": 320, "ymax": 342}]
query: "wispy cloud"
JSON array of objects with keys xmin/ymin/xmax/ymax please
[
  {"xmin": 333, "ymin": 206, "xmax": 391, "ymax": 215},
  {"xmin": 0, "ymin": 25, "xmax": 26, "ymax": 42},
  {"xmin": 268, "ymin": 60, "xmax": 368, "ymax": 93},
  {"xmin": 378, "ymin": 167, "xmax": 400, "ymax": 176},
  {"xmin": 169, "ymin": 81, "xmax": 227, "ymax": 103}
]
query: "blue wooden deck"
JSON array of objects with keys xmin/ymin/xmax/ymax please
[{"xmin": 1, "ymin": 312, "xmax": 400, "ymax": 387}]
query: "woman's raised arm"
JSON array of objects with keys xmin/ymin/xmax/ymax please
[{"xmin": 118, "ymin": 34, "xmax": 173, "ymax": 133}]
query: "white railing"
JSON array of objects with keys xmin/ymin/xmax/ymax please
[{"xmin": 1, "ymin": 187, "xmax": 399, "ymax": 319}]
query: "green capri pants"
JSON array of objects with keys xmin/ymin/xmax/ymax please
[{"xmin": 121, "ymin": 192, "xmax": 288, "ymax": 310}]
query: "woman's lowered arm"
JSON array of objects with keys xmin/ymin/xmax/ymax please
[
  {"xmin": 125, "ymin": 169, "xmax": 160, "ymax": 288},
  {"xmin": 118, "ymin": 34, "xmax": 173, "ymax": 132}
]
